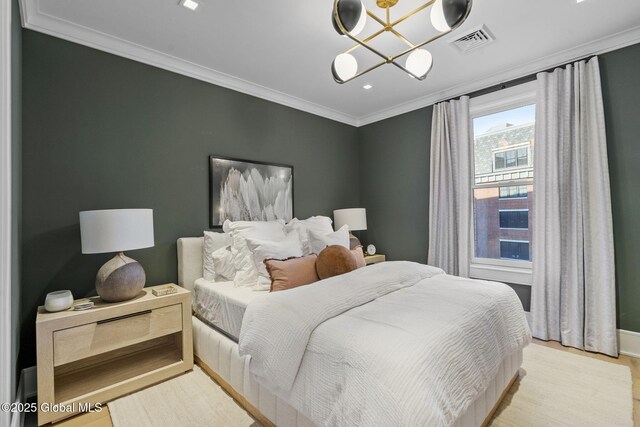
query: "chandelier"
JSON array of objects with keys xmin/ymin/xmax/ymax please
[{"xmin": 331, "ymin": 0, "xmax": 472, "ymax": 83}]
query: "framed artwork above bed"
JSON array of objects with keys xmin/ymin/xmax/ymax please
[{"xmin": 209, "ymin": 155, "xmax": 294, "ymax": 227}]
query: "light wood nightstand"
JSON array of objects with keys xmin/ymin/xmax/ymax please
[
  {"xmin": 36, "ymin": 285, "xmax": 193, "ymax": 425},
  {"xmin": 364, "ymin": 254, "xmax": 386, "ymax": 265}
]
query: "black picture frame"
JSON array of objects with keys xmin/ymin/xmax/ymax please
[{"xmin": 209, "ymin": 155, "xmax": 294, "ymax": 228}]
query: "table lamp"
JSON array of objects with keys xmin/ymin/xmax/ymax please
[
  {"xmin": 333, "ymin": 208, "xmax": 367, "ymax": 248},
  {"xmin": 79, "ymin": 209, "xmax": 154, "ymax": 302}
]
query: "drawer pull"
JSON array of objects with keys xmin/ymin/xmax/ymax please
[{"xmin": 97, "ymin": 310, "xmax": 152, "ymax": 325}]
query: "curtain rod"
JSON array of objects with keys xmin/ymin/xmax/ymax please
[{"xmin": 445, "ymin": 54, "xmax": 598, "ymax": 102}]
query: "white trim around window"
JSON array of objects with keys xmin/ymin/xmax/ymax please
[
  {"xmin": 0, "ymin": 0, "xmax": 13, "ymax": 425},
  {"xmin": 470, "ymin": 81, "xmax": 536, "ymax": 286}
]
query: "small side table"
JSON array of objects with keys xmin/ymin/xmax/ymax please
[
  {"xmin": 364, "ymin": 254, "xmax": 386, "ymax": 265},
  {"xmin": 36, "ymin": 284, "xmax": 193, "ymax": 425}
]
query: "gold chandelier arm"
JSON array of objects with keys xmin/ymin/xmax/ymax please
[
  {"xmin": 386, "ymin": 5, "xmax": 391, "ymax": 25},
  {"xmin": 344, "ymin": 27, "xmax": 386, "ymax": 54},
  {"xmin": 389, "ymin": 60, "xmax": 426, "ymax": 80},
  {"xmin": 389, "ymin": 27, "xmax": 415, "ymax": 48},
  {"xmin": 390, "ymin": 29, "xmax": 451, "ymax": 62},
  {"xmin": 338, "ymin": 60, "xmax": 387, "ymax": 84},
  {"xmin": 390, "ymin": 0, "xmax": 435, "ymax": 27},
  {"xmin": 366, "ymin": 10, "xmax": 387, "ymax": 27},
  {"xmin": 334, "ymin": 1, "xmax": 389, "ymax": 62}
]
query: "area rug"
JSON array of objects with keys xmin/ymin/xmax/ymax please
[
  {"xmin": 108, "ymin": 345, "xmax": 633, "ymax": 427},
  {"xmin": 490, "ymin": 344, "xmax": 633, "ymax": 426},
  {"xmin": 108, "ymin": 366, "xmax": 258, "ymax": 427}
]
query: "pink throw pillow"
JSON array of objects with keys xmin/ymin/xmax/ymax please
[{"xmin": 265, "ymin": 255, "xmax": 319, "ymax": 292}]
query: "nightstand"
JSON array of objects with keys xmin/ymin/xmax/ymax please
[
  {"xmin": 364, "ymin": 254, "xmax": 386, "ymax": 265},
  {"xmin": 36, "ymin": 285, "xmax": 193, "ymax": 425}
]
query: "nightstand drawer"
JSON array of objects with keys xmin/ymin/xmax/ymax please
[{"xmin": 53, "ymin": 303, "xmax": 183, "ymax": 366}]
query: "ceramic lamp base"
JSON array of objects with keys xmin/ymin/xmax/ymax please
[{"xmin": 96, "ymin": 253, "xmax": 146, "ymax": 302}]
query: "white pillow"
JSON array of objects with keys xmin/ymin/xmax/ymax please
[
  {"xmin": 223, "ymin": 219, "xmax": 286, "ymax": 287},
  {"xmin": 211, "ymin": 246, "xmax": 236, "ymax": 281},
  {"xmin": 284, "ymin": 216, "xmax": 334, "ymax": 255},
  {"xmin": 203, "ymin": 231, "xmax": 231, "ymax": 281},
  {"xmin": 308, "ymin": 225, "xmax": 350, "ymax": 254},
  {"xmin": 245, "ymin": 231, "xmax": 303, "ymax": 291}
]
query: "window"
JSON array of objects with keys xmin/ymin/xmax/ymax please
[
  {"xmin": 499, "ymin": 210, "xmax": 529, "ymax": 229},
  {"xmin": 495, "ymin": 147, "xmax": 529, "ymax": 171},
  {"xmin": 469, "ymin": 81, "xmax": 536, "ymax": 285},
  {"xmin": 500, "ymin": 240, "xmax": 530, "ymax": 261},
  {"xmin": 499, "ymin": 185, "xmax": 528, "ymax": 199}
]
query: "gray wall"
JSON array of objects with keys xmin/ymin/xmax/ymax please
[
  {"xmin": 600, "ymin": 43, "xmax": 640, "ymax": 333},
  {"xmin": 358, "ymin": 43, "xmax": 640, "ymax": 329},
  {"xmin": 20, "ymin": 30, "xmax": 360, "ymax": 368},
  {"xmin": 358, "ymin": 107, "xmax": 432, "ymax": 264},
  {"xmin": 10, "ymin": 0, "xmax": 22, "ymax": 394}
]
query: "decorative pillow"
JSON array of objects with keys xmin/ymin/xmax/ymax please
[
  {"xmin": 211, "ymin": 246, "xmax": 236, "ymax": 281},
  {"xmin": 203, "ymin": 231, "xmax": 231, "ymax": 281},
  {"xmin": 349, "ymin": 234, "xmax": 362, "ymax": 250},
  {"xmin": 308, "ymin": 225, "xmax": 350, "ymax": 255},
  {"xmin": 351, "ymin": 245, "xmax": 366, "ymax": 269},
  {"xmin": 222, "ymin": 219, "xmax": 287, "ymax": 287},
  {"xmin": 245, "ymin": 231, "xmax": 304, "ymax": 291},
  {"xmin": 265, "ymin": 255, "xmax": 319, "ymax": 292},
  {"xmin": 316, "ymin": 245, "xmax": 358, "ymax": 280},
  {"xmin": 284, "ymin": 216, "xmax": 334, "ymax": 255}
]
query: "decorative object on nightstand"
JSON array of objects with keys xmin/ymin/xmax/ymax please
[
  {"xmin": 152, "ymin": 285, "xmax": 178, "ymax": 296},
  {"xmin": 79, "ymin": 209, "xmax": 155, "ymax": 302},
  {"xmin": 366, "ymin": 244, "xmax": 376, "ymax": 256},
  {"xmin": 364, "ymin": 253, "xmax": 385, "ymax": 265},
  {"xmin": 44, "ymin": 290, "xmax": 74, "ymax": 313},
  {"xmin": 35, "ymin": 285, "xmax": 193, "ymax": 425},
  {"xmin": 333, "ymin": 208, "xmax": 367, "ymax": 248}
]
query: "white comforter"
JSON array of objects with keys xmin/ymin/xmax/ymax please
[{"xmin": 239, "ymin": 261, "xmax": 531, "ymax": 427}]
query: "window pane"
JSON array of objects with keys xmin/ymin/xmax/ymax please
[
  {"xmin": 506, "ymin": 150, "xmax": 517, "ymax": 168},
  {"xmin": 500, "ymin": 241, "xmax": 530, "ymax": 261},
  {"xmin": 473, "ymin": 104, "xmax": 535, "ymax": 262},
  {"xmin": 498, "ymin": 211, "xmax": 529, "ymax": 229},
  {"xmin": 517, "ymin": 149, "xmax": 528, "ymax": 166}
]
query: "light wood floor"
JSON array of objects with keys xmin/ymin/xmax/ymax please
[
  {"xmin": 531, "ymin": 338, "xmax": 640, "ymax": 425},
  {"xmin": 52, "ymin": 407, "xmax": 112, "ymax": 427},
  {"xmin": 51, "ymin": 339, "xmax": 639, "ymax": 427}
]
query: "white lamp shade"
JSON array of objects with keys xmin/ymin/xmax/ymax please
[
  {"xmin": 80, "ymin": 209, "xmax": 155, "ymax": 254},
  {"xmin": 333, "ymin": 208, "xmax": 367, "ymax": 231}
]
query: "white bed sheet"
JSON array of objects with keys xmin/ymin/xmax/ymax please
[{"xmin": 193, "ymin": 278, "xmax": 266, "ymax": 341}]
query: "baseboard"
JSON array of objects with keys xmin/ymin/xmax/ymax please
[
  {"xmin": 22, "ymin": 366, "xmax": 36, "ymax": 399},
  {"xmin": 618, "ymin": 329, "xmax": 640, "ymax": 359}
]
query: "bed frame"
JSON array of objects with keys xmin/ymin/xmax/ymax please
[{"xmin": 178, "ymin": 237, "xmax": 521, "ymax": 427}]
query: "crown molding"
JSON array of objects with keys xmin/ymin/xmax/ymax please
[
  {"xmin": 19, "ymin": 1, "xmax": 640, "ymax": 127},
  {"xmin": 355, "ymin": 25, "xmax": 640, "ymax": 126},
  {"xmin": 18, "ymin": 1, "xmax": 359, "ymax": 127}
]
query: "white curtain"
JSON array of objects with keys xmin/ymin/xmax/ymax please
[
  {"xmin": 428, "ymin": 97, "xmax": 473, "ymax": 277},
  {"xmin": 531, "ymin": 57, "xmax": 617, "ymax": 356}
]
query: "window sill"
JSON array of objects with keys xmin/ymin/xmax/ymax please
[{"xmin": 469, "ymin": 263, "xmax": 532, "ymax": 286}]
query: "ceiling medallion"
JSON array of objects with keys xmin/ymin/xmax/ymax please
[{"xmin": 331, "ymin": 0, "xmax": 472, "ymax": 83}]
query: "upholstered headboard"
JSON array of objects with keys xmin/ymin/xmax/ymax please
[{"xmin": 177, "ymin": 237, "xmax": 203, "ymax": 292}]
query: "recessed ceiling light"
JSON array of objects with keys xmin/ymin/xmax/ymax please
[
  {"xmin": 576, "ymin": 0, "xmax": 585, "ymax": 2},
  {"xmin": 180, "ymin": 0, "xmax": 199, "ymax": 11},
  {"xmin": 362, "ymin": 84, "xmax": 373, "ymax": 90}
]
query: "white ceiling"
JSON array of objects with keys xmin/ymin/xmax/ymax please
[{"xmin": 20, "ymin": 0, "xmax": 640, "ymax": 126}]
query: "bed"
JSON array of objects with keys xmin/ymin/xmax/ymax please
[
  {"xmin": 193, "ymin": 278, "xmax": 265, "ymax": 341},
  {"xmin": 178, "ymin": 237, "xmax": 531, "ymax": 427}
]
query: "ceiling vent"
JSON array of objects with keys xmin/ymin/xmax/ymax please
[{"xmin": 450, "ymin": 25, "xmax": 495, "ymax": 53}]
